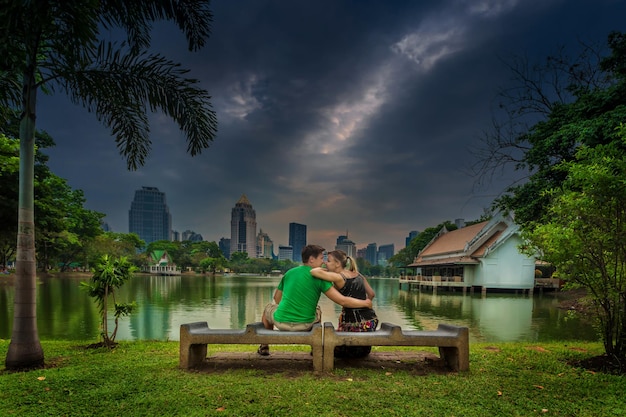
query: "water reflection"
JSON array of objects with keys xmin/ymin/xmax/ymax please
[
  {"xmin": 393, "ymin": 289, "xmax": 597, "ymax": 342},
  {"xmin": 0, "ymin": 275, "xmax": 598, "ymax": 343}
]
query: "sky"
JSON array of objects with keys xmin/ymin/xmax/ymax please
[{"xmin": 35, "ymin": 0, "xmax": 626, "ymax": 253}]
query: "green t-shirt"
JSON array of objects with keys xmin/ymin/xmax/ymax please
[{"xmin": 273, "ymin": 265, "xmax": 332, "ymax": 323}]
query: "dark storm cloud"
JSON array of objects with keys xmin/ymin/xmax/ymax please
[{"xmin": 38, "ymin": 0, "xmax": 626, "ymax": 250}]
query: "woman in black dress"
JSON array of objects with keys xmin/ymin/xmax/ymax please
[{"xmin": 311, "ymin": 250, "xmax": 379, "ymax": 358}]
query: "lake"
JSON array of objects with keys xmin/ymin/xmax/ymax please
[{"xmin": 0, "ymin": 274, "xmax": 598, "ymax": 343}]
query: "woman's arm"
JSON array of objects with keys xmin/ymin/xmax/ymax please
[{"xmin": 310, "ymin": 267, "xmax": 345, "ymax": 289}]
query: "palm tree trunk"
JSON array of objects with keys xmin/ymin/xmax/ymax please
[{"xmin": 5, "ymin": 67, "xmax": 44, "ymax": 370}]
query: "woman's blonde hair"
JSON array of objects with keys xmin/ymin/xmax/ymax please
[{"xmin": 328, "ymin": 250, "xmax": 358, "ymax": 273}]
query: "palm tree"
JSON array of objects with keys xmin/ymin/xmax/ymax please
[
  {"xmin": 81, "ymin": 255, "xmax": 137, "ymax": 347},
  {"xmin": 1, "ymin": 0, "xmax": 217, "ymax": 370}
]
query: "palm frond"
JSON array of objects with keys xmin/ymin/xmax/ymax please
[
  {"xmin": 99, "ymin": 0, "xmax": 213, "ymax": 52},
  {"xmin": 55, "ymin": 43, "xmax": 216, "ymax": 169}
]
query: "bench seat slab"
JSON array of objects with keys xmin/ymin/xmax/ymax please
[
  {"xmin": 180, "ymin": 321, "xmax": 324, "ymax": 371},
  {"xmin": 322, "ymin": 322, "xmax": 469, "ymax": 372}
]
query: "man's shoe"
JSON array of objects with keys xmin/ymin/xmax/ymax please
[{"xmin": 257, "ymin": 344, "xmax": 270, "ymax": 356}]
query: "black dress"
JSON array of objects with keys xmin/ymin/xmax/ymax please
[{"xmin": 335, "ymin": 273, "xmax": 379, "ymax": 358}]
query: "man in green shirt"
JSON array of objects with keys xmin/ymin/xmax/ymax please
[{"xmin": 258, "ymin": 244, "xmax": 372, "ymax": 355}]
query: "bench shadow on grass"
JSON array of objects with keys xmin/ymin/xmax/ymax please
[{"xmin": 190, "ymin": 351, "xmax": 453, "ymax": 376}]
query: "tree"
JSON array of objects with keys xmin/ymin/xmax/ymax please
[
  {"xmin": 523, "ymin": 128, "xmax": 626, "ymax": 358},
  {"xmin": 1, "ymin": 115, "xmax": 54, "ymax": 269},
  {"xmin": 229, "ymin": 252, "xmax": 249, "ymax": 274},
  {"xmin": 477, "ymin": 32, "xmax": 626, "ymax": 360},
  {"xmin": 2, "ymin": 120, "xmax": 105, "ymax": 272},
  {"xmin": 2, "ymin": 1, "xmax": 217, "ymax": 370},
  {"xmin": 0, "ymin": 133, "xmax": 19, "ymax": 268},
  {"xmin": 35, "ymin": 176, "xmax": 104, "ymax": 272},
  {"xmin": 195, "ymin": 241, "xmax": 226, "ymax": 274},
  {"xmin": 475, "ymin": 33, "xmax": 625, "ymax": 227},
  {"xmin": 81, "ymin": 255, "xmax": 137, "ymax": 347},
  {"xmin": 199, "ymin": 256, "xmax": 225, "ymax": 275},
  {"xmin": 87, "ymin": 232, "xmax": 145, "ymax": 268}
]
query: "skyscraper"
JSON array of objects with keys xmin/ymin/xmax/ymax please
[
  {"xmin": 219, "ymin": 237, "xmax": 231, "ymax": 259},
  {"xmin": 406, "ymin": 230, "xmax": 419, "ymax": 247},
  {"xmin": 335, "ymin": 235, "xmax": 356, "ymax": 258},
  {"xmin": 288, "ymin": 222, "xmax": 307, "ymax": 262},
  {"xmin": 128, "ymin": 186, "xmax": 172, "ymax": 245},
  {"xmin": 230, "ymin": 194, "xmax": 257, "ymax": 258},
  {"xmin": 257, "ymin": 229, "xmax": 274, "ymax": 259},
  {"xmin": 278, "ymin": 245, "xmax": 293, "ymax": 261},
  {"xmin": 365, "ymin": 243, "xmax": 377, "ymax": 265},
  {"xmin": 377, "ymin": 244, "xmax": 395, "ymax": 266},
  {"xmin": 181, "ymin": 230, "xmax": 203, "ymax": 242}
]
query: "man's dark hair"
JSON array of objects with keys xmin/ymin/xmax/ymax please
[{"xmin": 301, "ymin": 244, "xmax": 325, "ymax": 263}]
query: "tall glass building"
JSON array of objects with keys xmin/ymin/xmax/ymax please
[
  {"xmin": 377, "ymin": 244, "xmax": 395, "ymax": 266},
  {"xmin": 230, "ymin": 194, "xmax": 257, "ymax": 258},
  {"xmin": 365, "ymin": 242, "xmax": 377, "ymax": 266},
  {"xmin": 128, "ymin": 186, "xmax": 172, "ymax": 245},
  {"xmin": 288, "ymin": 222, "xmax": 307, "ymax": 262}
]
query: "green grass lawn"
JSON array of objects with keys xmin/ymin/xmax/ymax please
[{"xmin": 1, "ymin": 340, "xmax": 624, "ymax": 416}]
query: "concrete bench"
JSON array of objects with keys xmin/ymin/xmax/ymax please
[
  {"xmin": 179, "ymin": 321, "xmax": 324, "ymax": 372},
  {"xmin": 322, "ymin": 322, "xmax": 469, "ymax": 372}
]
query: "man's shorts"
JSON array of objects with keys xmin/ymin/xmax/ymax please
[{"xmin": 263, "ymin": 303, "xmax": 322, "ymax": 331}]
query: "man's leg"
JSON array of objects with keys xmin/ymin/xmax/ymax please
[
  {"xmin": 262, "ymin": 308, "xmax": 273, "ymax": 330},
  {"xmin": 258, "ymin": 303, "xmax": 277, "ymax": 356}
]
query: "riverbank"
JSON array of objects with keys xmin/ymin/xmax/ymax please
[{"xmin": 1, "ymin": 340, "xmax": 624, "ymax": 416}]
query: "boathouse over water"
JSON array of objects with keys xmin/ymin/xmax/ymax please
[{"xmin": 401, "ymin": 213, "xmax": 540, "ymax": 294}]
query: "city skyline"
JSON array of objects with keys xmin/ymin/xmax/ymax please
[
  {"xmin": 35, "ymin": 1, "xmax": 626, "ymax": 253},
  {"xmin": 170, "ymin": 194, "xmax": 399, "ymax": 256},
  {"xmin": 129, "ymin": 190, "xmax": 402, "ymax": 256}
]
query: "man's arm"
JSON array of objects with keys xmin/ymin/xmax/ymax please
[
  {"xmin": 311, "ymin": 267, "xmax": 345, "ymax": 289},
  {"xmin": 273, "ymin": 289, "xmax": 283, "ymax": 304},
  {"xmin": 323, "ymin": 286, "xmax": 372, "ymax": 309},
  {"xmin": 363, "ymin": 276, "xmax": 375, "ymax": 300}
]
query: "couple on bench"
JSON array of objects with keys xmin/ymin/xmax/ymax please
[{"xmin": 259, "ymin": 244, "xmax": 379, "ymax": 358}]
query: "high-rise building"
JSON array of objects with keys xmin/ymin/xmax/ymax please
[
  {"xmin": 182, "ymin": 230, "xmax": 203, "ymax": 242},
  {"xmin": 128, "ymin": 186, "xmax": 172, "ymax": 245},
  {"xmin": 219, "ymin": 237, "xmax": 231, "ymax": 259},
  {"xmin": 335, "ymin": 235, "xmax": 356, "ymax": 258},
  {"xmin": 101, "ymin": 220, "xmax": 112, "ymax": 232},
  {"xmin": 377, "ymin": 244, "xmax": 395, "ymax": 266},
  {"xmin": 365, "ymin": 243, "xmax": 377, "ymax": 265},
  {"xmin": 257, "ymin": 229, "xmax": 274, "ymax": 259},
  {"xmin": 336, "ymin": 235, "xmax": 348, "ymax": 245},
  {"xmin": 406, "ymin": 230, "xmax": 419, "ymax": 247},
  {"xmin": 278, "ymin": 245, "xmax": 293, "ymax": 261},
  {"xmin": 230, "ymin": 194, "xmax": 257, "ymax": 258},
  {"xmin": 288, "ymin": 222, "xmax": 307, "ymax": 262}
]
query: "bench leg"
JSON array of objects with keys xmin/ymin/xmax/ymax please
[
  {"xmin": 439, "ymin": 346, "xmax": 469, "ymax": 371},
  {"xmin": 311, "ymin": 346, "xmax": 323, "ymax": 372},
  {"xmin": 322, "ymin": 342, "xmax": 335, "ymax": 372},
  {"xmin": 180, "ymin": 343, "xmax": 207, "ymax": 369},
  {"xmin": 439, "ymin": 347, "xmax": 459, "ymax": 371}
]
